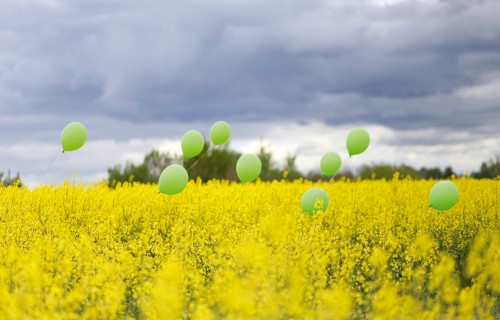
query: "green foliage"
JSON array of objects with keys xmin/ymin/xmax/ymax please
[
  {"xmin": 356, "ymin": 164, "xmax": 458, "ymax": 181},
  {"xmin": 254, "ymin": 143, "xmax": 304, "ymax": 181},
  {"xmin": 473, "ymin": 155, "xmax": 500, "ymax": 179},
  {"xmin": 0, "ymin": 169, "xmax": 23, "ymax": 187},
  {"xmin": 107, "ymin": 150, "xmax": 174, "ymax": 187},
  {"xmin": 183, "ymin": 142, "xmax": 241, "ymax": 182},
  {"xmin": 106, "ymin": 143, "xmax": 498, "ymax": 184},
  {"xmin": 418, "ymin": 166, "xmax": 455, "ymax": 179},
  {"xmin": 183, "ymin": 142, "xmax": 304, "ymax": 182},
  {"xmin": 256, "ymin": 143, "xmax": 282, "ymax": 181},
  {"xmin": 419, "ymin": 167, "xmax": 445, "ymax": 179},
  {"xmin": 106, "ymin": 141, "xmax": 307, "ymax": 185},
  {"xmin": 283, "ymin": 153, "xmax": 302, "ymax": 181},
  {"xmin": 359, "ymin": 163, "xmax": 420, "ymax": 180},
  {"xmin": 306, "ymin": 169, "xmax": 355, "ymax": 182}
]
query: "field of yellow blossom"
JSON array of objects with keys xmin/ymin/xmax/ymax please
[{"xmin": 0, "ymin": 177, "xmax": 499, "ymax": 319}]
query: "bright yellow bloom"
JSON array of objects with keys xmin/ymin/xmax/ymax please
[{"xmin": 0, "ymin": 178, "xmax": 498, "ymax": 319}]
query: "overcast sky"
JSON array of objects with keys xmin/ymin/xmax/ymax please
[{"xmin": 1, "ymin": 0, "xmax": 499, "ymax": 186}]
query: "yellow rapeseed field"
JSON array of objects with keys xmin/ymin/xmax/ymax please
[{"xmin": 0, "ymin": 177, "xmax": 499, "ymax": 319}]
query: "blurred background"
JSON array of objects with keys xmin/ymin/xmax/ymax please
[{"xmin": 1, "ymin": 0, "xmax": 499, "ymax": 187}]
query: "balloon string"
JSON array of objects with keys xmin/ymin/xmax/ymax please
[
  {"xmin": 33, "ymin": 151, "xmax": 63, "ymax": 181},
  {"xmin": 313, "ymin": 175, "xmax": 334, "ymax": 187},
  {"xmin": 186, "ymin": 147, "xmax": 210, "ymax": 172},
  {"xmin": 140, "ymin": 192, "xmax": 159, "ymax": 208}
]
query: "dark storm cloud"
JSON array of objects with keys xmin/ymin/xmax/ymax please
[{"xmin": 1, "ymin": 0, "xmax": 499, "ymax": 142}]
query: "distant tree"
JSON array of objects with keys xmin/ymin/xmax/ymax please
[
  {"xmin": 282, "ymin": 153, "xmax": 303, "ymax": 181},
  {"xmin": 0, "ymin": 169, "xmax": 23, "ymax": 187},
  {"xmin": 185, "ymin": 143, "xmax": 306, "ymax": 182},
  {"xmin": 256, "ymin": 142, "xmax": 281, "ymax": 181},
  {"xmin": 338, "ymin": 168, "xmax": 355, "ymax": 180},
  {"xmin": 443, "ymin": 166, "xmax": 455, "ymax": 179},
  {"xmin": 418, "ymin": 167, "xmax": 443, "ymax": 179},
  {"xmin": 107, "ymin": 150, "xmax": 174, "ymax": 186},
  {"xmin": 305, "ymin": 167, "xmax": 354, "ymax": 182},
  {"xmin": 395, "ymin": 164, "xmax": 419, "ymax": 179},
  {"xmin": 145, "ymin": 150, "xmax": 175, "ymax": 180},
  {"xmin": 473, "ymin": 155, "xmax": 500, "ymax": 178},
  {"xmin": 183, "ymin": 142, "xmax": 241, "ymax": 182},
  {"xmin": 306, "ymin": 171, "xmax": 322, "ymax": 182},
  {"xmin": 359, "ymin": 163, "xmax": 419, "ymax": 180},
  {"xmin": 417, "ymin": 166, "xmax": 455, "ymax": 179},
  {"xmin": 359, "ymin": 163, "xmax": 393, "ymax": 180},
  {"xmin": 108, "ymin": 143, "xmax": 243, "ymax": 185},
  {"xmin": 107, "ymin": 143, "xmax": 500, "ymax": 185}
]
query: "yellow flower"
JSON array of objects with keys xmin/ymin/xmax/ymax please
[{"xmin": 0, "ymin": 178, "xmax": 497, "ymax": 318}]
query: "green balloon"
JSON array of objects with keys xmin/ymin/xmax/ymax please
[
  {"xmin": 61, "ymin": 122, "xmax": 87, "ymax": 152},
  {"xmin": 301, "ymin": 187, "xmax": 329, "ymax": 216},
  {"xmin": 320, "ymin": 152, "xmax": 342, "ymax": 176},
  {"xmin": 236, "ymin": 154, "xmax": 262, "ymax": 183},
  {"xmin": 181, "ymin": 130, "xmax": 205, "ymax": 158},
  {"xmin": 346, "ymin": 128, "xmax": 370, "ymax": 157},
  {"xmin": 159, "ymin": 165, "xmax": 189, "ymax": 195},
  {"xmin": 210, "ymin": 121, "xmax": 231, "ymax": 145},
  {"xmin": 429, "ymin": 180, "xmax": 459, "ymax": 211}
]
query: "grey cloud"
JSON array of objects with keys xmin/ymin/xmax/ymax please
[{"xmin": 0, "ymin": 0, "xmax": 499, "ymax": 161}]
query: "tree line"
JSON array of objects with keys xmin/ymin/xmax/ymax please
[
  {"xmin": 106, "ymin": 142, "xmax": 303, "ymax": 187},
  {"xmin": 1, "ymin": 146, "xmax": 498, "ymax": 187},
  {"xmin": 0, "ymin": 170, "xmax": 22, "ymax": 187},
  {"xmin": 106, "ymin": 143, "xmax": 500, "ymax": 186}
]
